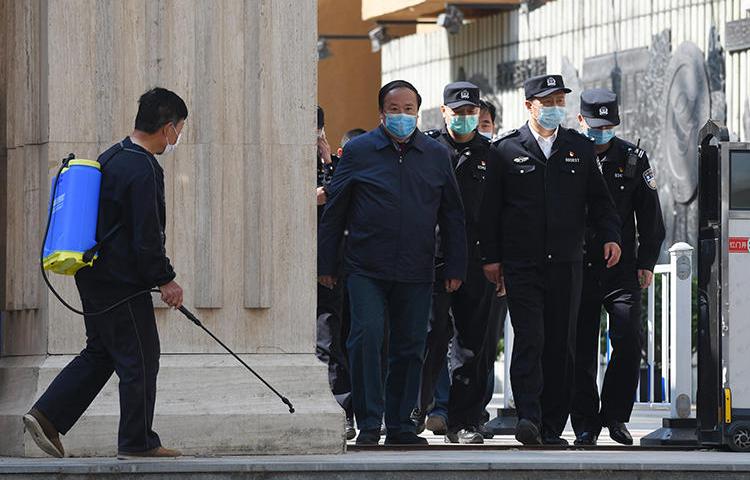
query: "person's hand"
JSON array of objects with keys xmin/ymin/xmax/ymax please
[
  {"xmin": 317, "ymin": 186, "xmax": 327, "ymax": 205},
  {"xmin": 318, "ymin": 275, "xmax": 337, "ymax": 289},
  {"xmin": 317, "ymin": 132, "xmax": 332, "ymax": 163},
  {"xmin": 638, "ymin": 269, "xmax": 654, "ymax": 289},
  {"xmin": 445, "ymin": 278, "xmax": 462, "ymax": 293},
  {"xmin": 496, "ymin": 281, "xmax": 506, "ymax": 297},
  {"xmin": 159, "ymin": 280, "xmax": 184, "ymax": 309},
  {"xmin": 483, "ymin": 262, "xmax": 505, "ymax": 295},
  {"xmin": 604, "ymin": 242, "xmax": 621, "ymax": 268}
]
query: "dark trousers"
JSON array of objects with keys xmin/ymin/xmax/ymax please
[
  {"xmin": 34, "ymin": 294, "xmax": 161, "ymax": 453},
  {"xmin": 419, "ymin": 261, "xmax": 496, "ymax": 430},
  {"xmin": 481, "ymin": 294, "xmax": 507, "ymax": 417},
  {"xmin": 316, "ymin": 280, "xmax": 353, "ymax": 418},
  {"xmin": 346, "ymin": 273, "xmax": 432, "ymax": 433},
  {"xmin": 429, "ymin": 361, "xmax": 450, "ymax": 419},
  {"xmin": 503, "ymin": 260, "xmax": 582, "ymax": 437},
  {"xmin": 572, "ymin": 263, "xmax": 643, "ymax": 434}
]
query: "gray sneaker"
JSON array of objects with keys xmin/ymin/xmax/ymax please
[
  {"xmin": 445, "ymin": 427, "xmax": 484, "ymax": 444},
  {"xmin": 346, "ymin": 417, "xmax": 356, "ymax": 441}
]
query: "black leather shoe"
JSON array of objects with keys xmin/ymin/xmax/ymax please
[
  {"xmin": 542, "ymin": 435, "xmax": 569, "ymax": 446},
  {"xmin": 410, "ymin": 408, "xmax": 426, "ymax": 434},
  {"xmin": 607, "ymin": 421, "xmax": 633, "ymax": 445},
  {"xmin": 445, "ymin": 427, "xmax": 484, "ymax": 444},
  {"xmin": 574, "ymin": 431, "xmax": 598, "ymax": 446},
  {"xmin": 384, "ymin": 431, "xmax": 428, "ymax": 445},
  {"xmin": 515, "ymin": 419, "xmax": 542, "ymax": 445},
  {"xmin": 478, "ymin": 422, "xmax": 495, "ymax": 439},
  {"xmin": 355, "ymin": 429, "xmax": 381, "ymax": 445}
]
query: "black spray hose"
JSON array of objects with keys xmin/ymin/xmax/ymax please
[
  {"xmin": 40, "ymin": 154, "xmax": 295, "ymax": 413},
  {"xmin": 178, "ymin": 306, "xmax": 295, "ymax": 414}
]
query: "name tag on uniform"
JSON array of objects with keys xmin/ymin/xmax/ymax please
[{"xmin": 513, "ymin": 156, "xmax": 529, "ymax": 163}]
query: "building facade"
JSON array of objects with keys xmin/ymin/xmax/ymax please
[
  {"xmin": 0, "ymin": 0, "xmax": 341, "ymax": 457},
  {"xmin": 380, "ymin": 0, "xmax": 750, "ymax": 252}
]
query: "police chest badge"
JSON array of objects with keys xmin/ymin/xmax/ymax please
[
  {"xmin": 643, "ymin": 168, "xmax": 657, "ymax": 190},
  {"xmin": 513, "ymin": 156, "xmax": 529, "ymax": 164}
]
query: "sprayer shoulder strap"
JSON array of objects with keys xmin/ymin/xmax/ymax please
[{"xmin": 83, "ymin": 141, "xmax": 138, "ymax": 262}]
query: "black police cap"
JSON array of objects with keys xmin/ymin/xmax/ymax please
[
  {"xmin": 443, "ymin": 81, "xmax": 480, "ymax": 109},
  {"xmin": 523, "ymin": 74, "xmax": 571, "ymax": 99},
  {"xmin": 580, "ymin": 88, "xmax": 620, "ymax": 128}
]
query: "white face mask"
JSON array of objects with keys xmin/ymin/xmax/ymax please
[
  {"xmin": 160, "ymin": 124, "xmax": 181, "ymax": 156},
  {"xmin": 478, "ymin": 130, "xmax": 493, "ymax": 140}
]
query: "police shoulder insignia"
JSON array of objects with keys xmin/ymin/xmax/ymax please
[
  {"xmin": 643, "ymin": 167, "xmax": 657, "ymax": 190},
  {"xmin": 493, "ymin": 129, "xmax": 518, "ymax": 144},
  {"xmin": 425, "ymin": 129, "xmax": 441, "ymax": 139}
]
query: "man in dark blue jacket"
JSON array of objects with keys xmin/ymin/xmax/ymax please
[{"xmin": 318, "ymin": 80, "xmax": 467, "ymax": 446}]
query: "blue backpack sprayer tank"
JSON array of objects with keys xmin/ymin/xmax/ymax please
[
  {"xmin": 42, "ymin": 157, "xmax": 102, "ymax": 275},
  {"xmin": 40, "ymin": 152, "xmax": 294, "ymax": 413}
]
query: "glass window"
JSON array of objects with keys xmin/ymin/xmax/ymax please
[{"xmin": 730, "ymin": 150, "xmax": 750, "ymax": 210}]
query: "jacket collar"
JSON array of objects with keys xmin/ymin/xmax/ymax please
[
  {"xmin": 600, "ymin": 137, "xmax": 626, "ymax": 164},
  {"xmin": 374, "ymin": 124, "xmax": 426, "ymax": 152},
  {"xmin": 518, "ymin": 123, "xmax": 548, "ymax": 163}
]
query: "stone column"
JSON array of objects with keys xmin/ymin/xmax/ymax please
[{"xmin": 0, "ymin": 0, "xmax": 342, "ymax": 456}]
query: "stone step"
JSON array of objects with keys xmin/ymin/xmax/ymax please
[{"xmin": 1, "ymin": 449, "xmax": 749, "ymax": 480}]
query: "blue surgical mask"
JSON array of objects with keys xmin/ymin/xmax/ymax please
[
  {"xmin": 384, "ymin": 113, "xmax": 417, "ymax": 139},
  {"xmin": 478, "ymin": 130, "xmax": 493, "ymax": 140},
  {"xmin": 537, "ymin": 106, "xmax": 567, "ymax": 130},
  {"xmin": 587, "ymin": 127, "xmax": 616, "ymax": 145},
  {"xmin": 449, "ymin": 114, "xmax": 479, "ymax": 135}
]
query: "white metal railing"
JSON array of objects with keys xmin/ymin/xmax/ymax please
[{"xmin": 503, "ymin": 243, "xmax": 694, "ymax": 419}]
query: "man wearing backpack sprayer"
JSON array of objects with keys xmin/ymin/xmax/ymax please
[{"xmin": 24, "ymin": 88, "xmax": 186, "ymax": 460}]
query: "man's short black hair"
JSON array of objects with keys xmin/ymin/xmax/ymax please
[
  {"xmin": 341, "ymin": 128, "xmax": 366, "ymax": 147},
  {"xmin": 134, "ymin": 87, "xmax": 188, "ymax": 134},
  {"xmin": 480, "ymin": 99, "xmax": 497, "ymax": 123},
  {"xmin": 317, "ymin": 106, "xmax": 325, "ymax": 130},
  {"xmin": 378, "ymin": 80, "xmax": 422, "ymax": 111}
]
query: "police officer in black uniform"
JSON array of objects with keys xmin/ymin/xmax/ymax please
[
  {"xmin": 572, "ymin": 88, "xmax": 665, "ymax": 446},
  {"xmin": 479, "ymin": 75, "xmax": 622, "ymax": 445},
  {"xmin": 415, "ymin": 82, "xmax": 496, "ymax": 444}
]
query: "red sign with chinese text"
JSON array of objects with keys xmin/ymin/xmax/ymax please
[{"xmin": 729, "ymin": 237, "xmax": 749, "ymax": 253}]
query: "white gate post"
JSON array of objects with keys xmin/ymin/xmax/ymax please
[
  {"xmin": 504, "ymin": 311, "xmax": 514, "ymax": 409},
  {"xmin": 669, "ymin": 242, "xmax": 694, "ymax": 418}
]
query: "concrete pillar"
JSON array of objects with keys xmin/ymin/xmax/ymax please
[{"xmin": 0, "ymin": 0, "xmax": 342, "ymax": 456}]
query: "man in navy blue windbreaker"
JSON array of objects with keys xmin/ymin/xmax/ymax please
[{"xmin": 318, "ymin": 80, "xmax": 467, "ymax": 446}]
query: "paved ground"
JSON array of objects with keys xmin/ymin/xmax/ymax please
[
  {"xmin": 1, "ymin": 449, "xmax": 749, "ymax": 478},
  {"xmin": 6, "ymin": 404, "xmax": 744, "ymax": 479},
  {"xmin": 347, "ymin": 401, "xmax": 674, "ymax": 447}
]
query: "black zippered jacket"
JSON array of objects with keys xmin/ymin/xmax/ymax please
[{"xmin": 75, "ymin": 137, "xmax": 175, "ymax": 299}]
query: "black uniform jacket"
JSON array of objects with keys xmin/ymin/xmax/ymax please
[
  {"xmin": 480, "ymin": 123, "xmax": 621, "ymax": 265},
  {"xmin": 584, "ymin": 137, "xmax": 665, "ymax": 277},
  {"xmin": 426, "ymin": 128, "xmax": 490, "ymax": 268},
  {"xmin": 75, "ymin": 137, "xmax": 176, "ymax": 299}
]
